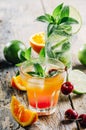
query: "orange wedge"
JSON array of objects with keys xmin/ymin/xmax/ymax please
[
  {"xmin": 10, "ymin": 96, "xmax": 38, "ymax": 127},
  {"xmin": 11, "ymin": 75, "xmax": 27, "ymax": 91},
  {"xmin": 29, "ymin": 32, "xmax": 45, "ymax": 53}
]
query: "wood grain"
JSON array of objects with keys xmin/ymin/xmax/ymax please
[{"xmin": 0, "ymin": 0, "xmax": 86, "ymax": 130}]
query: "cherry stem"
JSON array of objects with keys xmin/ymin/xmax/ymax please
[
  {"xmin": 66, "ymin": 67, "xmax": 80, "ymax": 130},
  {"xmin": 68, "ymin": 94, "xmax": 80, "ymax": 130},
  {"xmin": 68, "ymin": 94, "xmax": 75, "ymax": 110},
  {"xmin": 65, "ymin": 118, "xmax": 82, "ymax": 122}
]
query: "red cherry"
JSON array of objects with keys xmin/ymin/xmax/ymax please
[
  {"xmin": 61, "ymin": 82, "xmax": 74, "ymax": 95},
  {"xmin": 65, "ymin": 109, "xmax": 78, "ymax": 120},
  {"xmin": 78, "ymin": 114, "xmax": 86, "ymax": 128}
]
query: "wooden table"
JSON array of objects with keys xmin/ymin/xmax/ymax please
[{"xmin": 0, "ymin": 0, "xmax": 86, "ymax": 130}]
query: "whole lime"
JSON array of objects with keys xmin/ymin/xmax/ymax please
[
  {"xmin": 78, "ymin": 44, "xmax": 86, "ymax": 66},
  {"xmin": 3, "ymin": 40, "xmax": 25, "ymax": 64}
]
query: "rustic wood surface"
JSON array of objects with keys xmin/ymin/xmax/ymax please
[{"xmin": 0, "ymin": 0, "xmax": 86, "ymax": 130}]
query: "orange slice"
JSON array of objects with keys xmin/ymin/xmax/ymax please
[
  {"xmin": 29, "ymin": 32, "xmax": 45, "ymax": 53},
  {"xmin": 11, "ymin": 75, "xmax": 27, "ymax": 91},
  {"xmin": 10, "ymin": 96, "xmax": 38, "ymax": 127}
]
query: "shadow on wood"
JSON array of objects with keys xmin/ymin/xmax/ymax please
[{"xmin": 0, "ymin": 60, "xmax": 15, "ymax": 69}]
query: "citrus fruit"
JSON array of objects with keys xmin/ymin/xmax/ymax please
[
  {"xmin": 69, "ymin": 6, "xmax": 82, "ymax": 34},
  {"xmin": 11, "ymin": 75, "xmax": 27, "ymax": 91},
  {"xmin": 10, "ymin": 96, "xmax": 38, "ymax": 127},
  {"xmin": 3, "ymin": 40, "xmax": 25, "ymax": 64},
  {"xmin": 29, "ymin": 32, "xmax": 45, "ymax": 53},
  {"xmin": 69, "ymin": 69, "xmax": 86, "ymax": 94},
  {"xmin": 78, "ymin": 44, "xmax": 86, "ymax": 66}
]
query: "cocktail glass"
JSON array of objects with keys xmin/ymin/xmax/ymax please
[{"xmin": 20, "ymin": 58, "xmax": 65, "ymax": 116}]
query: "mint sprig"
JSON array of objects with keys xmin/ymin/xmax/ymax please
[
  {"xmin": 36, "ymin": 3, "xmax": 79, "ymax": 37},
  {"xmin": 27, "ymin": 63, "xmax": 45, "ymax": 77},
  {"xmin": 16, "ymin": 47, "xmax": 32, "ymax": 66}
]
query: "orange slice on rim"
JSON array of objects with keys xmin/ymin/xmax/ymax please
[
  {"xmin": 10, "ymin": 96, "xmax": 38, "ymax": 127},
  {"xmin": 29, "ymin": 32, "xmax": 45, "ymax": 53},
  {"xmin": 11, "ymin": 75, "xmax": 27, "ymax": 91}
]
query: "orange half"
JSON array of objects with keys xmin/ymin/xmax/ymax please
[
  {"xmin": 11, "ymin": 75, "xmax": 27, "ymax": 91},
  {"xmin": 30, "ymin": 32, "xmax": 45, "ymax": 53},
  {"xmin": 10, "ymin": 96, "xmax": 38, "ymax": 127}
]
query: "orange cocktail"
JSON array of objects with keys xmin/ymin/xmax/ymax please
[{"xmin": 20, "ymin": 58, "xmax": 65, "ymax": 116}]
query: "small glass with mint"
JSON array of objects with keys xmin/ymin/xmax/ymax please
[{"xmin": 20, "ymin": 58, "xmax": 65, "ymax": 116}]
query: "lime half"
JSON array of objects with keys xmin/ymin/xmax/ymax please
[
  {"xmin": 69, "ymin": 6, "xmax": 82, "ymax": 34},
  {"xmin": 69, "ymin": 69, "xmax": 86, "ymax": 94}
]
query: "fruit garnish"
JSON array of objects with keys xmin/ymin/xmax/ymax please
[
  {"xmin": 48, "ymin": 69, "xmax": 58, "ymax": 77},
  {"xmin": 65, "ymin": 109, "xmax": 78, "ymax": 120},
  {"xmin": 78, "ymin": 114, "xmax": 86, "ymax": 128},
  {"xmin": 11, "ymin": 75, "xmax": 27, "ymax": 91},
  {"xmin": 29, "ymin": 32, "xmax": 45, "ymax": 53},
  {"xmin": 69, "ymin": 69, "xmax": 86, "ymax": 94},
  {"xmin": 3, "ymin": 40, "xmax": 25, "ymax": 64},
  {"xmin": 61, "ymin": 81, "xmax": 74, "ymax": 95},
  {"xmin": 10, "ymin": 96, "xmax": 38, "ymax": 127},
  {"xmin": 78, "ymin": 44, "xmax": 86, "ymax": 66}
]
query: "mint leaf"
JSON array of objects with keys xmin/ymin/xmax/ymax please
[
  {"xmin": 58, "ymin": 24, "xmax": 72, "ymax": 31},
  {"xmin": 54, "ymin": 29, "xmax": 71, "ymax": 36},
  {"xmin": 45, "ymin": 13, "xmax": 54, "ymax": 23},
  {"xmin": 33, "ymin": 63, "xmax": 44, "ymax": 77},
  {"xmin": 66, "ymin": 17, "xmax": 79, "ymax": 24},
  {"xmin": 57, "ymin": 24, "xmax": 72, "ymax": 35},
  {"xmin": 60, "ymin": 6, "xmax": 69, "ymax": 18},
  {"xmin": 52, "ymin": 3, "xmax": 63, "ymax": 18},
  {"xmin": 36, "ymin": 15, "xmax": 49, "ymax": 22},
  {"xmin": 24, "ymin": 47, "xmax": 31, "ymax": 60},
  {"xmin": 47, "ymin": 23, "xmax": 55, "ymax": 37},
  {"xmin": 60, "ymin": 17, "xmax": 79, "ymax": 24},
  {"xmin": 27, "ymin": 71, "xmax": 39, "ymax": 77},
  {"xmin": 51, "ymin": 38, "xmax": 68, "ymax": 50},
  {"xmin": 61, "ymin": 42, "xmax": 71, "ymax": 52},
  {"xmin": 36, "ymin": 14, "xmax": 53, "ymax": 23},
  {"xmin": 18, "ymin": 50, "xmax": 26, "ymax": 62},
  {"xmin": 54, "ymin": 51, "xmax": 63, "ymax": 59},
  {"xmin": 46, "ymin": 41, "xmax": 55, "ymax": 58},
  {"xmin": 39, "ymin": 47, "xmax": 45, "ymax": 60},
  {"xmin": 18, "ymin": 47, "xmax": 32, "ymax": 61}
]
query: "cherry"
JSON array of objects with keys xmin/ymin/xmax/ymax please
[
  {"xmin": 61, "ymin": 82, "xmax": 74, "ymax": 95},
  {"xmin": 78, "ymin": 114, "xmax": 86, "ymax": 128},
  {"xmin": 65, "ymin": 109, "xmax": 78, "ymax": 120},
  {"xmin": 48, "ymin": 69, "xmax": 58, "ymax": 77}
]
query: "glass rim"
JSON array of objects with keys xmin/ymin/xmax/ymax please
[{"xmin": 20, "ymin": 57, "xmax": 65, "ymax": 79}]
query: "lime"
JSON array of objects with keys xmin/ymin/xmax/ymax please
[
  {"xmin": 3, "ymin": 40, "xmax": 25, "ymax": 64},
  {"xmin": 78, "ymin": 44, "xmax": 86, "ymax": 66},
  {"xmin": 69, "ymin": 6, "xmax": 82, "ymax": 34},
  {"xmin": 69, "ymin": 69, "xmax": 86, "ymax": 94}
]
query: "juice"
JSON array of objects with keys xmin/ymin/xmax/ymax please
[{"xmin": 27, "ymin": 73, "xmax": 64, "ymax": 109}]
